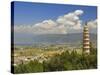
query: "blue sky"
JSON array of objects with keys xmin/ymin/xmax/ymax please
[
  {"xmin": 12, "ymin": 1, "xmax": 97, "ymax": 45},
  {"xmin": 13, "ymin": 1, "xmax": 97, "ymax": 25}
]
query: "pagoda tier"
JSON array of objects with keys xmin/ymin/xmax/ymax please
[{"xmin": 83, "ymin": 25, "xmax": 90, "ymax": 54}]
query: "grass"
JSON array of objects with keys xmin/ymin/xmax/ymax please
[{"xmin": 13, "ymin": 45, "xmax": 83, "ymax": 65}]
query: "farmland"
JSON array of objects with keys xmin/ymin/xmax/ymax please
[
  {"xmin": 12, "ymin": 44, "xmax": 82, "ymax": 65},
  {"xmin": 12, "ymin": 44, "xmax": 97, "ymax": 73}
]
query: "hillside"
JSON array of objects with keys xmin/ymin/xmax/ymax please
[{"xmin": 14, "ymin": 33, "xmax": 97, "ymax": 47}]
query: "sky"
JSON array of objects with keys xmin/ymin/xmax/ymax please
[
  {"xmin": 12, "ymin": 1, "xmax": 97, "ymax": 45},
  {"xmin": 12, "ymin": 1, "xmax": 97, "ymax": 35},
  {"xmin": 13, "ymin": 1, "xmax": 97, "ymax": 25}
]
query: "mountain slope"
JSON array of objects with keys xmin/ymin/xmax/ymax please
[{"xmin": 14, "ymin": 33, "xmax": 97, "ymax": 46}]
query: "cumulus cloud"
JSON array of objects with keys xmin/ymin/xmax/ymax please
[
  {"xmin": 34, "ymin": 20, "xmax": 57, "ymax": 29},
  {"xmin": 87, "ymin": 19, "xmax": 97, "ymax": 29},
  {"xmin": 87, "ymin": 19, "xmax": 97, "ymax": 34},
  {"xmin": 56, "ymin": 10, "xmax": 83, "ymax": 31},
  {"xmin": 14, "ymin": 10, "xmax": 97, "ymax": 34},
  {"xmin": 74, "ymin": 10, "xmax": 84, "ymax": 16}
]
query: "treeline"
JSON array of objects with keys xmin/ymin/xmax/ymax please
[{"xmin": 13, "ymin": 48, "xmax": 97, "ymax": 74}]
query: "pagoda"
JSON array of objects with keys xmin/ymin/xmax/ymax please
[{"xmin": 83, "ymin": 24, "xmax": 90, "ymax": 54}]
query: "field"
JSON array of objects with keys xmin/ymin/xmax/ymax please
[
  {"xmin": 11, "ymin": 44, "xmax": 97, "ymax": 74},
  {"xmin": 13, "ymin": 44, "xmax": 82, "ymax": 65}
]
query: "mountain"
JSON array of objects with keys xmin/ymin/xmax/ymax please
[
  {"xmin": 33, "ymin": 33, "xmax": 97, "ymax": 46},
  {"xmin": 14, "ymin": 33, "xmax": 97, "ymax": 47}
]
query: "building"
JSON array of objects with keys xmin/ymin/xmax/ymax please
[{"xmin": 83, "ymin": 24, "xmax": 90, "ymax": 54}]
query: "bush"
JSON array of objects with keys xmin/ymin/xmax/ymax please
[
  {"xmin": 14, "ymin": 48, "xmax": 97, "ymax": 73},
  {"xmin": 14, "ymin": 60, "xmax": 43, "ymax": 73}
]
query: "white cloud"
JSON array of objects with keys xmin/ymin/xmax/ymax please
[
  {"xmin": 87, "ymin": 19, "xmax": 97, "ymax": 29},
  {"xmin": 34, "ymin": 20, "xmax": 57, "ymax": 29},
  {"xmin": 56, "ymin": 10, "xmax": 83, "ymax": 33},
  {"xmin": 14, "ymin": 10, "xmax": 97, "ymax": 34},
  {"xmin": 86, "ymin": 19, "xmax": 97, "ymax": 34},
  {"xmin": 74, "ymin": 10, "xmax": 84, "ymax": 16}
]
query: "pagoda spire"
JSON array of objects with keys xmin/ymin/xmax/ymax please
[{"xmin": 83, "ymin": 23, "xmax": 90, "ymax": 54}]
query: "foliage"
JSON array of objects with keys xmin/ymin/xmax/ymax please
[
  {"xmin": 43, "ymin": 49, "xmax": 97, "ymax": 71},
  {"xmin": 13, "ymin": 48, "xmax": 97, "ymax": 73},
  {"xmin": 14, "ymin": 60, "xmax": 43, "ymax": 73}
]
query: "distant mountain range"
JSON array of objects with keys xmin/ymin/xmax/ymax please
[{"xmin": 14, "ymin": 33, "xmax": 97, "ymax": 46}]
